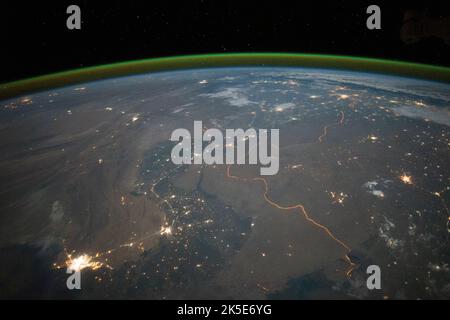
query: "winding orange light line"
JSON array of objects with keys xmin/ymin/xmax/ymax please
[
  {"xmin": 226, "ymin": 110, "xmax": 356, "ymax": 276},
  {"xmin": 318, "ymin": 111, "xmax": 345, "ymax": 143},
  {"xmin": 227, "ymin": 165, "xmax": 355, "ymax": 275}
]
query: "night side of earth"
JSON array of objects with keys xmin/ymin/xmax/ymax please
[{"xmin": 0, "ymin": 66, "xmax": 449, "ymax": 299}]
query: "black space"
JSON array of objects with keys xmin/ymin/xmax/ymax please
[{"xmin": 1, "ymin": 0, "xmax": 450, "ymax": 83}]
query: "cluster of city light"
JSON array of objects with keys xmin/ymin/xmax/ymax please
[
  {"xmin": 329, "ymin": 191, "xmax": 348, "ymax": 205},
  {"xmin": 56, "ymin": 218, "xmax": 175, "ymax": 273},
  {"xmin": 65, "ymin": 254, "xmax": 104, "ymax": 272},
  {"xmin": 160, "ymin": 225, "xmax": 173, "ymax": 236},
  {"xmin": 400, "ymin": 174, "xmax": 413, "ymax": 185}
]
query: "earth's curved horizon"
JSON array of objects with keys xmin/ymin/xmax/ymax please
[
  {"xmin": 2, "ymin": 53, "xmax": 450, "ymax": 101},
  {"xmin": 0, "ymin": 66, "xmax": 449, "ymax": 299}
]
